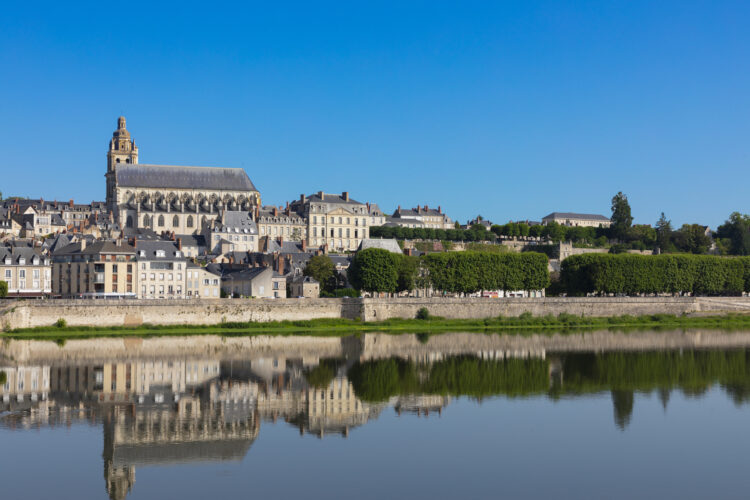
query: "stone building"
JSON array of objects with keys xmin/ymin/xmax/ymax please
[
  {"xmin": 289, "ymin": 275, "xmax": 320, "ymax": 298},
  {"xmin": 542, "ymin": 212, "xmax": 612, "ymax": 228},
  {"xmin": 51, "ymin": 240, "xmax": 137, "ymax": 298},
  {"xmin": 291, "ymin": 191, "xmax": 372, "ymax": 252},
  {"xmin": 0, "ymin": 246, "xmax": 52, "ymax": 297},
  {"xmin": 105, "ymin": 117, "xmax": 261, "ymax": 235},
  {"xmin": 390, "ymin": 205, "xmax": 454, "ymax": 229},
  {"xmin": 256, "ymin": 204, "xmax": 308, "ymax": 242},
  {"xmin": 203, "ymin": 210, "xmax": 259, "ymax": 255}
]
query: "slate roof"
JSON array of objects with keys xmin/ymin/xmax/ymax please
[
  {"xmin": 213, "ymin": 211, "xmax": 258, "ymax": 233},
  {"xmin": 0, "ymin": 246, "xmax": 46, "ymax": 265},
  {"xmin": 52, "ymin": 240, "xmax": 135, "ymax": 256},
  {"xmin": 358, "ymin": 238, "xmax": 403, "ymax": 254},
  {"xmin": 542, "ymin": 212, "xmax": 610, "ymax": 222},
  {"xmin": 134, "ymin": 240, "xmax": 184, "ymax": 261},
  {"xmin": 115, "ymin": 164, "xmax": 257, "ymax": 192},
  {"xmin": 305, "ymin": 192, "xmax": 364, "ymax": 205}
]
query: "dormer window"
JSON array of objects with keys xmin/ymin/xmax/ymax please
[
  {"xmin": 139, "ymin": 250, "xmax": 146, "ymax": 257},
  {"xmin": 18, "ymin": 258, "xmax": 25, "ymax": 265},
  {"xmin": 175, "ymin": 251, "xmax": 182, "ymax": 258},
  {"xmin": 3, "ymin": 258, "xmax": 10, "ymax": 266},
  {"xmin": 156, "ymin": 250, "xmax": 166, "ymax": 258}
]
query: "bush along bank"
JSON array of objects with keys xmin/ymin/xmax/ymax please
[{"xmin": 560, "ymin": 253, "xmax": 750, "ymax": 296}]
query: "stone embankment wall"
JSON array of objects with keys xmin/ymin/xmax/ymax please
[
  {"xmin": 0, "ymin": 298, "xmax": 362, "ymax": 330},
  {"xmin": 360, "ymin": 297, "xmax": 750, "ymax": 322},
  {"xmin": 1, "ymin": 297, "xmax": 750, "ymax": 330}
]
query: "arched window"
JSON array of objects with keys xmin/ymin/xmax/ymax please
[
  {"xmin": 158, "ymin": 215, "xmax": 165, "ymax": 227},
  {"xmin": 143, "ymin": 215, "xmax": 150, "ymax": 227},
  {"xmin": 187, "ymin": 215, "xmax": 194, "ymax": 228},
  {"xmin": 201, "ymin": 216, "xmax": 207, "ymax": 228},
  {"xmin": 126, "ymin": 158, "xmax": 131, "ymax": 164},
  {"xmin": 116, "ymin": 158, "xmax": 121, "ymax": 163},
  {"xmin": 173, "ymin": 215, "xmax": 179, "ymax": 227},
  {"xmin": 126, "ymin": 216, "xmax": 133, "ymax": 228}
]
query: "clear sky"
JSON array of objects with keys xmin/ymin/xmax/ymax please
[{"xmin": 1, "ymin": 1, "xmax": 748, "ymax": 228}]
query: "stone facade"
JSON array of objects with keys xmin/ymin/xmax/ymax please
[
  {"xmin": 105, "ymin": 117, "xmax": 261, "ymax": 235},
  {"xmin": 0, "ymin": 247, "xmax": 51, "ymax": 297},
  {"xmin": 291, "ymin": 192, "xmax": 372, "ymax": 252}
]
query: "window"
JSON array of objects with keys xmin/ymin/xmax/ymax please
[
  {"xmin": 112, "ymin": 264, "xmax": 118, "ymax": 273},
  {"xmin": 173, "ymin": 215, "xmax": 179, "ymax": 227},
  {"xmin": 126, "ymin": 216, "xmax": 133, "ymax": 228},
  {"xmin": 150, "ymin": 273, "xmax": 155, "ymax": 280},
  {"xmin": 4, "ymin": 270, "xmax": 10, "ymax": 279},
  {"xmin": 143, "ymin": 215, "xmax": 150, "ymax": 227},
  {"xmin": 158, "ymin": 215, "xmax": 165, "ymax": 227},
  {"xmin": 159, "ymin": 273, "xmax": 165, "ymax": 280},
  {"xmin": 19, "ymin": 270, "xmax": 25, "ymax": 279}
]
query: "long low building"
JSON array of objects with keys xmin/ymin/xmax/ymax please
[{"xmin": 541, "ymin": 212, "xmax": 611, "ymax": 228}]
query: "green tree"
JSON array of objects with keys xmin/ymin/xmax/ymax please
[
  {"xmin": 655, "ymin": 212, "xmax": 673, "ymax": 253},
  {"xmin": 0, "ymin": 280, "xmax": 7, "ymax": 298},
  {"xmin": 349, "ymin": 248, "xmax": 400, "ymax": 293},
  {"xmin": 673, "ymin": 224, "xmax": 712, "ymax": 254},
  {"xmin": 303, "ymin": 255, "xmax": 335, "ymax": 292},
  {"xmin": 610, "ymin": 191, "xmax": 633, "ymax": 240},
  {"xmin": 717, "ymin": 212, "xmax": 750, "ymax": 256}
]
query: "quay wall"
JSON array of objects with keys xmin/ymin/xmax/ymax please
[{"xmin": 2, "ymin": 297, "xmax": 750, "ymax": 330}]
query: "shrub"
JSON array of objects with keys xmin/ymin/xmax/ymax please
[
  {"xmin": 416, "ymin": 307, "xmax": 431, "ymax": 320},
  {"xmin": 0, "ymin": 281, "xmax": 7, "ymax": 298},
  {"xmin": 55, "ymin": 318, "xmax": 67, "ymax": 328}
]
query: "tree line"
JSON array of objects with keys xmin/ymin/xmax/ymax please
[
  {"xmin": 560, "ymin": 253, "xmax": 750, "ymax": 296},
  {"xmin": 372, "ymin": 191, "xmax": 750, "ymax": 256},
  {"xmin": 348, "ymin": 248, "xmax": 550, "ymax": 294}
]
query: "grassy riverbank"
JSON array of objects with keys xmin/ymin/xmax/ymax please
[{"xmin": 4, "ymin": 312, "xmax": 750, "ymax": 340}]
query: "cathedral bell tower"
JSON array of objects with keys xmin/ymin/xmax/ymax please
[{"xmin": 105, "ymin": 116, "xmax": 138, "ymax": 216}]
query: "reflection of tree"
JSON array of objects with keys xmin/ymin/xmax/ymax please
[
  {"xmin": 658, "ymin": 388, "xmax": 670, "ymax": 411},
  {"xmin": 611, "ymin": 390, "xmax": 634, "ymax": 430},
  {"xmin": 304, "ymin": 360, "xmax": 338, "ymax": 388}
]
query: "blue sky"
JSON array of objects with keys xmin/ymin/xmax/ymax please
[{"xmin": 1, "ymin": 1, "xmax": 748, "ymax": 228}]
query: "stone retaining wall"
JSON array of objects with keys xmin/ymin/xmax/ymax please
[{"xmin": 1, "ymin": 296, "xmax": 750, "ymax": 331}]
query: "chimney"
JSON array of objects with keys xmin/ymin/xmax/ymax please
[
  {"xmin": 273, "ymin": 207, "xmax": 278, "ymax": 217},
  {"xmin": 69, "ymin": 199, "xmax": 74, "ymax": 208},
  {"xmin": 438, "ymin": 205, "xmax": 442, "ymax": 213},
  {"xmin": 301, "ymin": 239, "xmax": 306, "ymax": 252},
  {"xmin": 276, "ymin": 255, "xmax": 283, "ymax": 274},
  {"xmin": 171, "ymin": 231, "xmax": 176, "ymax": 241},
  {"xmin": 221, "ymin": 209, "xmax": 226, "ymax": 224},
  {"xmin": 285, "ymin": 201, "xmax": 289, "ymax": 211},
  {"xmin": 366, "ymin": 202, "xmax": 370, "ymax": 211},
  {"xmin": 397, "ymin": 205, "xmax": 401, "ymax": 213},
  {"xmin": 318, "ymin": 191, "xmax": 324, "ymax": 201},
  {"xmin": 278, "ymin": 236, "xmax": 283, "ymax": 248},
  {"xmin": 425, "ymin": 205, "xmax": 429, "ymax": 211},
  {"xmin": 54, "ymin": 200, "xmax": 58, "ymax": 209},
  {"xmin": 80, "ymin": 239, "xmax": 86, "ymax": 251},
  {"xmin": 132, "ymin": 238, "xmax": 137, "ymax": 248},
  {"xmin": 300, "ymin": 194, "xmax": 306, "ymax": 204},
  {"xmin": 342, "ymin": 191, "xmax": 349, "ymax": 202},
  {"xmin": 177, "ymin": 237, "xmax": 182, "ymax": 250}
]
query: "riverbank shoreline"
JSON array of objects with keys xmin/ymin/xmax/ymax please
[{"xmin": 5, "ymin": 313, "xmax": 750, "ymax": 340}]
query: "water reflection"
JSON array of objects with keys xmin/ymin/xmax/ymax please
[{"xmin": 2, "ymin": 331, "xmax": 750, "ymax": 499}]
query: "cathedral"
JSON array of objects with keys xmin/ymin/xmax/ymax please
[{"xmin": 105, "ymin": 117, "xmax": 260, "ymax": 234}]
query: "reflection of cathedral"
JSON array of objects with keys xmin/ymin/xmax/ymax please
[{"xmin": 0, "ymin": 350, "xmax": 454, "ymax": 499}]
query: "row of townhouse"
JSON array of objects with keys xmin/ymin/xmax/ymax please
[{"xmin": 49, "ymin": 239, "xmax": 220, "ymax": 299}]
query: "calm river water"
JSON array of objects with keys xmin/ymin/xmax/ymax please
[{"xmin": 2, "ymin": 330, "xmax": 750, "ymax": 499}]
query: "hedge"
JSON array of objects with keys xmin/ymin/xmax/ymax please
[
  {"xmin": 422, "ymin": 251, "xmax": 550, "ymax": 293},
  {"xmin": 561, "ymin": 253, "xmax": 750, "ymax": 296}
]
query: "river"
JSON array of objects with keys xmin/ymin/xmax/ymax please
[{"xmin": 2, "ymin": 330, "xmax": 750, "ymax": 499}]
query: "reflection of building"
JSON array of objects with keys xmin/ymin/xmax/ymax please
[{"xmin": 0, "ymin": 364, "xmax": 50, "ymax": 413}]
